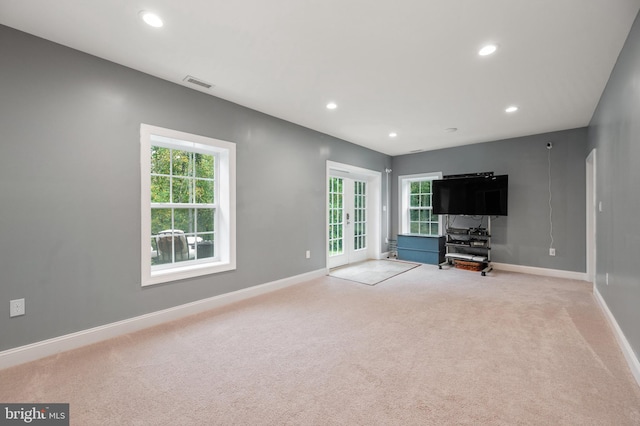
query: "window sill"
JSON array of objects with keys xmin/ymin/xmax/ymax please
[{"xmin": 143, "ymin": 260, "xmax": 236, "ymax": 287}]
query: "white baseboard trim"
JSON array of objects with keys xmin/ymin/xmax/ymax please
[
  {"xmin": 0, "ymin": 268, "xmax": 327, "ymax": 370},
  {"xmin": 491, "ymin": 262, "xmax": 588, "ymax": 281},
  {"xmin": 593, "ymin": 285, "xmax": 640, "ymax": 388}
]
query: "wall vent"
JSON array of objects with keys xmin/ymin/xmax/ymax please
[{"xmin": 183, "ymin": 75, "xmax": 214, "ymax": 90}]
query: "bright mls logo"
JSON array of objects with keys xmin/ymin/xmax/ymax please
[{"xmin": 1, "ymin": 404, "xmax": 68, "ymax": 425}]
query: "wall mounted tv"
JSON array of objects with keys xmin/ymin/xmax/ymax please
[{"xmin": 432, "ymin": 174, "xmax": 508, "ymax": 216}]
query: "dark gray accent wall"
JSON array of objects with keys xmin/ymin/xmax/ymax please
[
  {"xmin": 391, "ymin": 128, "xmax": 588, "ymax": 272},
  {"xmin": 588, "ymin": 13, "xmax": 640, "ymax": 360},
  {"xmin": 0, "ymin": 25, "xmax": 391, "ymax": 351}
]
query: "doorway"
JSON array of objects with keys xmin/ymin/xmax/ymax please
[{"xmin": 327, "ymin": 162, "xmax": 381, "ymax": 269}]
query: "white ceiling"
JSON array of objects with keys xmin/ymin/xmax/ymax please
[{"xmin": 2, "ymin": 0, "xmax": 639, "ymax": 155}]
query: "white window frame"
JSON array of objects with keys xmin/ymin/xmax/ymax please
[
  {"xmin": 141, "ymin": 124, "xmax": 236, "ymax": 287},
  {"xmin": 398, "ymin": 172, "xmax": 443, "ymax": 236}
]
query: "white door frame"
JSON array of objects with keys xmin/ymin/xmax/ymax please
[
  {"xmin": 326, "ymin": 161, "xmax": 381, "ymax": 269},
  {"xmin": 586, "ymin": 149, "xmax": 597, "ymax": 285}
]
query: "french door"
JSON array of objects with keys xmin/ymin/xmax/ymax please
[{"xmin": 328, "ymin": 176, "xmax": 369, "ymax": 268}]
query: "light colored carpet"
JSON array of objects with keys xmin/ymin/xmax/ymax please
[
  {"xmin": 1, "ymin": 266, "xmax": 640, "ymax": 425},
  {"xmin": 329, "ymin": 259, "xmax": 420, "ymax": 285}
]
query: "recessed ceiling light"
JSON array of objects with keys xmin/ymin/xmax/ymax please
[
  {"xmin": 479, "ymin": 44, "xmax": 497, "ymax": 56},
  {"xmin": 326, "ymin": 102, "xmax": 337, "ymax": 110},
  {"xmin": 389, "ymin": 132, "xmax": 397, "ymax": 138},
  {"xmin": 140, "ymin": 11, "xmax": 163, "ymax": 28},
  {"xmin": 505, "ymin": 106, "xmax": 519, "ymax": 113},
  {"xmin": 445, "ymin": 127, "xmax": 458, "ymax": 133}
]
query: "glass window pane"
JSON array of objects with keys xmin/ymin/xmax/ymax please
[
  {"xmin": 410, "ymin": 181, "xmax": 419, "ymax": 193},
  {"xmin": 195, "ymin": 238, "xmax": 214, "ymax": 260},
  {"xmin": 151, "ymin": 237, "xmax": 162, "ymax": 265},
  {"xmin": 431, "ymin": 223, "xmax": 439, "ymax": 235},
  {"xmin": 195, "ymin": 179, "xmax": 214, "ymax": 204},
  {"xmin": 197, "ymin": 208, "xmax": 215, "ymax": 233},
  {"xmin": 151, "ymin": 176, "xmax": 170, "ymax": 203},
  {"xmin": 426, "ymin": 210, "xmax": 432, "ymax": 222},
  {"xmin": 410, "ymin": 209, "xmax": 419, "ymax": 221},
  {"xmin": 172, "ymin": 150, "xmax": 192, "ymax": 177},
  {"xmin": 195, "ymin": 153, "xmax": 215, "ymax": 179},
  {"xmin": 174, "ymin": 208, "xmax": 195, "ymax": 234},
  {"xmin": 154, "ymin": 233, "xmax": 173, "ymax": 264},
  {"xmin": 421, "ymin": 180, "xmax": 431, "ymax": 193},
  {"xmin": 151, "ymin": 208, "xmax": 172, "ymax": 235},
  {"xmin": 410, "ymin": 222, "xmax": 419, "ymax": 233},
  {"xmin": 173, "ymin": 232, "xmax": 190, "ymax": 263},
  {"xmin": 410, "ymin": 195, "xmax": 419, "ymax": 207},
  {"xmin": 150, "ymin": 147, "xmax": 171, "ymax": 175},
  {"xmin": 155, "ymin": 230, "xmax": 189, "ymax": 264},
  {"xmin": 172, "ymin": 177, "xmax": 192, "ymax": 203}
]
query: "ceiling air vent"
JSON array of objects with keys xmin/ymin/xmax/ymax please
[{"xmin": 183, "ymin": 75, "xmax": 214, "ymax": 90}]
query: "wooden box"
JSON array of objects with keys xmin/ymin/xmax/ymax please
[{"xmin": 454, "ymin": 259, "xmax": 483, "ymax": 271}]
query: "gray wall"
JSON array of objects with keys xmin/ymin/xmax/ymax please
[
  {"xmin": 588, "ymin": 13, "xmax": 640, "ymax": 360},
  {"xmin": 391, "ymin": 128, "xmax": 589, "ymax": 272},
  {"xmin": 0, "ymin": 25, "xmax": 391, "ymax": 351}
]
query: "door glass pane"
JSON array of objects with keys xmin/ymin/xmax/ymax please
[
  {"xmin": 329, "ymin": 177, "xmax": 344, "ymax": 256},
  {"xmin": 354, "ymin": 180, "xmax": 366, "ymax": 251}
]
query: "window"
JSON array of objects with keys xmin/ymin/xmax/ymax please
[
  {"xmin": 141, "ymin": 124, "xmax": 236, "ymax": 286},
  {"xmin": 399, "ymin": 172, "xmax": 442, "ymax": 236}
]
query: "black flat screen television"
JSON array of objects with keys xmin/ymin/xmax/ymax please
[{"xmin": 432, "ymin": 175, "xmax": 508, "ymax": 216}]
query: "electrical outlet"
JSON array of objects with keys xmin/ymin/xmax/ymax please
[
  {"xmin": 549, "ymin": 248, "xmax": 556, "ymax": 256},
  {"xmin": 10, "ymin": 298, "xmax": 25, "ymax": 317},
  {"xmin": 305, "ymin": 250, "xmax": 311, "ymax": 259}
]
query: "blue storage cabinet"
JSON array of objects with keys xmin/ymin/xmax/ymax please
[{"xmin": 397, "ymin": 234, "xmax": 445, "ymax": 264}]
